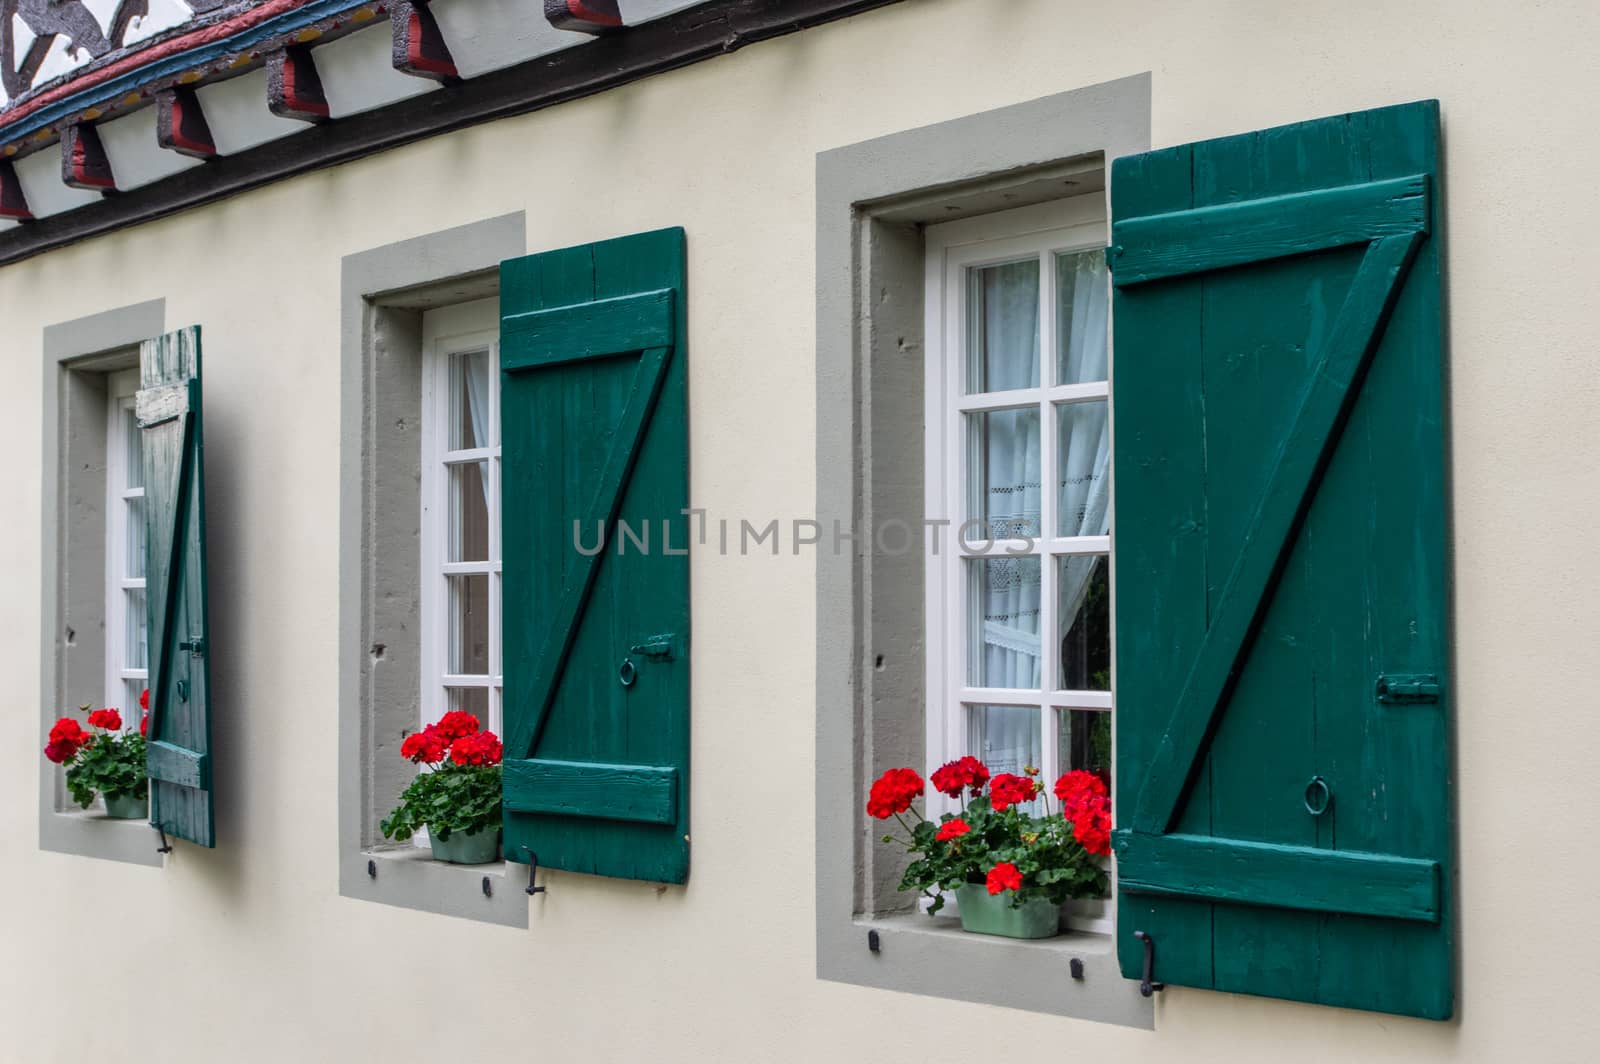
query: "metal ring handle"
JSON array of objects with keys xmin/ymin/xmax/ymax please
[
  {"xmin": 1303, "ymin": 775, "xmax": 1332, "ymax": 816},
  {"xmin": 619, "ymin": 658, "xmax": 637, "ymax": 687}
]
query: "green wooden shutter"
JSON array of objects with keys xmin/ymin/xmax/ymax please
[
  {"xmin": 139, "ymin": 326, "xmax": 216, "ymax": 848},
  {"xmin": 1110, "ymin": 101, "xmax": 1449, "ymax": 1018},
  {"xmin": 499, "ymin": 228, "xmax": 690, "ymax": 883}
]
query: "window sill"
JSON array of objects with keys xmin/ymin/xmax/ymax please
[
  {"xmin": 341, "ymin": 845, "xmax": 528, "ymax": 928},
  {"xmin": 40, "ymin": 806, "xmax": 164, "ymax": 867},
  {"xmin": 820, "ymin": 909, "xmax": 1152, "ymax": 1029}
]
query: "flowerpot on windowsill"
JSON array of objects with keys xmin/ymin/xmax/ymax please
[
  {"xmin": 954, "ymin": 883, "xmax": 1061, "ymax": 940},
  {"xmin": 102, "ymin": 792, "xmax": 148, "ymax": 820},
  {"xmin": 428, "ymin": 826, "xmax": 500, "ymax": 865}
]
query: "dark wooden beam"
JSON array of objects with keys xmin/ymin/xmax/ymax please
[
  {"xmin": 391, "ymin": 1, "xmax": 458, "ymax": 82},
  {"xmin": 60, "ymin": 123, "xmax": 115, "ymax": 192},
  {"xmin": 266, "ymin": 46, "xmax": 331, "ymax": 124},
  {"xmin": 156, "ymin": 86, "xmax": 218, "ymax": 160},
  {"xmin": 545, "ymin": 0, "xmax": 624, "ymax": 34},
  {"xmin": 0, "ymin": 0, "xmax": 906, "ymax": 268},
  {"xmin": 0, "ymin": 159, "xmax": 32, "ymax": 221}
]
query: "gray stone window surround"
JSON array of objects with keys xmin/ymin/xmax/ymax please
[
  {"xmin": 39, "ymin": 298, "xmax": 168, "ymax": 867},
  {"xmin": 337, "ymin": 213, "xmax": 529, "ymax": 927},
  {"xmin": 814, "ymin": 76, "xmax": 1154, "ymax": 1026}
]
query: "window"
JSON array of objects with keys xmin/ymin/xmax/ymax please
[
  {"xmin": 103, "ymin": 368, "xmax": 149, "ymax": 722},
  {"xmin": 924, "ymin": 198, "xmax": 1112, "ymax": 928},
  {"xmin": 419, "ymin": 299, "xmax": 502, "ymax": 739}
]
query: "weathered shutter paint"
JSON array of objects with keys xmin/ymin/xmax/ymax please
[
  {"xmin": 499, "ymin": 228, "xmax": 690, "ymax": 884},
  {"xmin": 1109, "ymin": 101, "xmax": 1450, "ymax": 1019},
  {"xmin": 139, "ymin": 326, "xmax": 216, "ymax": 848}
]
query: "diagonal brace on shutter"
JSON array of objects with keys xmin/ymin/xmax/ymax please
[
  {"xmin": 501, "ymin": 340, "xmax": 676, "ymax": 761},
  {"xmin": 1129, "ymin": 230, "xmax": 1426, "ymax": 835}
]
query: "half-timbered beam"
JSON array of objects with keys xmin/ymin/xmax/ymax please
[
  {"xmin": 267, "ymin": 46, "xmax": 331, "ymax": 124},
  {"xmin": 544, "ymin": 0, "xmax": 624, "ymax": 34},
  {"xmin": 155, "ymin": 87, "xmax": 218, "ymax": 160},
  {"xmin": 391, "ymin": 1, "xmax": 458, "ymax": 82},
  {"xmin": 60, "ymin": 123, "xmax": 115, "ymax": 192},
  {"xmin": 0, "ymin": 159, "xmax": 31, "ymax": 221}
]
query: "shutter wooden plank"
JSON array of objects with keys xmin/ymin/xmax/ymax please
[
  {"xmin": 138, "ymin": 326, "xmax": 215, "ymax": 848},
  {"xmin": 1111, "ymin": 101, "xmax": 1451, "ymax": 1019},
  {"xmin": 1118, "ymin": 833, "xmax": 1439, "ymax": 922},
  {"xmin": 501, "ymin": 227, "xmax": 690, "ymax": 884},
  {"xmin": 1110, "ymin": 174, "xmax": 1429, "ymax": 285},
  {"xmin": 501, "ymin": 289, "xmax": 675, "ymax": 368},
  {"xmin": 1127, "ymin": 230, "xmax": 1423, "ymax": 837},
  {"xmin": 503, "ymin": 759, "xmax": 677, "ymax": 824},
  {"xmin": 145, "ymin": 740, "xmax": 210, "ymax": 791}
]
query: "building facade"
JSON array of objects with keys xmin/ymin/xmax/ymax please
[{"xmin": 3, "ymin": 0, "xmax": 1595, "ymax": 1059}]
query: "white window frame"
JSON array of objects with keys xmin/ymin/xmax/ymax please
[
  {"xmin": 923, "ymin": 197, "xmax": 1114, "ymax": 930},
  {"xmin": 103, "ymin": 367, "xmax": 147, "ymax": 726},
  {"xmin": 418, "ymin": 298, "xmax": 503, "ymax": 740}
]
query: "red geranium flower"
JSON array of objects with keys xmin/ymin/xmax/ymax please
[
  {"xmin": 87, "ymin": 708, "xmax": 123, "ymax": 731},
  {"xmin": 1071, "ymin": 798, "xmax": 1113, "ymax": 857},
  {"xmin": 433, "ymin": 711, "xmax": 481, "ymax": 742},
  {"xmin": 140, "ymin": 712, "xmax": 149, "ymax": 738},
  {"xmin": 44, "ymin": 717, "xmax": 90, "ymax": 764},
  {"xmin": 988, "ymin": 773, "xmax": 1039, "ymax": 812},
  {"xmin": 985, "ymin": 861, "xmax": 1023, "ymax": 895},
  {"xmin": 1054, "ymin": 769, "xmax": 1108, "ymax": 820},
  {"xmin": 866, "ymin": 767, "xmax": 924, "ymax": 819},
  {"xmin": 935, "ymin": 819, "xmax": 971, "ymax": 842},
  {"xmin": 400, "ymin": 727, "xmax": 448, "ymax": 765},
  {"xmin": 139, "ymin": 688, "xmax": 149, "ymax": 711},
  {"xmin": 450, "ymin": 731, "xmax": 503, "ymax": 767},
  {"xmin": 930, "ymin": 756, "xmax": 990, "ymax": 798}
]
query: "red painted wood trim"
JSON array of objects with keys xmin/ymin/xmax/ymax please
[
  {"xmin": 156, "ymin": 87, "xmax": 217, "ymax": 159},
  {"xmin": 544, "ymin": 0, "xmax": 624, "ymax": 33},
  {"xmin": 0, "ymin": 0, "xmax": 312, "ymax": 132},
  {"xmin": 391, "ymin": 1, "xmax": 457, "ymax": 81},
  {"xmin": 0, "ymin": 159, "xmax": 31, "ymax": 220},
  {"xmin": 267, "ymin": 47, "xmax": 331, "ymax": 122},
  {"xmin": 60, "ymin": 124, "xmax": 115, "ymax": 191}
]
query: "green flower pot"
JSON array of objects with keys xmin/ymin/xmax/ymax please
[
  {"xmin": 955, "ymin": 883, "xmax": 1061, "ymax": 940},
  {"xmin": 102, "ymin": 792, "xmax": 148, "ymax": 820},
  {"xmin": 428, "ymin": 826, "xmax": 501, "ymax": 865}
]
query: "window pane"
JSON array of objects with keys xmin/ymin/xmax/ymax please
[
  {"xmin": 1056, "ymin": 708, "xmax": 1111, "ymax": 782},
  {"xmin": 967, "ymin": 556, "xmax": 1041, "ymax": 688},
  {"xmin": 125, "ymin": 680, "xmax": 147, "ymax": 730},
  {"xmin": 1056, "ymin": 400, "xmax": 1110, "ymax": 537},
  {"xmin": 964, "ymin": 408, "xmax": 1040, "ymax": 540},
  {"xmin": 122, "ymin": 406, "xmax": 143, "ymax": 489},
  {"xmin": 443, "ymin": 686, "xmax": 490, "ymax": 728},
  {"xmin": 1058, "ymin": 555, "xmax": 1110, "ymax": 691},
  {"xmin": 448, "ymin": 460, "xmax": 490, "ymax": 562},
  {"xmin": 449, "ymin": 350, "xmax": 491, "ymax": 451},
  {"xmin": 448, "ymin": 574, "xmax": 490, "ymax": 675},
  {"xmin": 1054, "ymin": 249, "xmax": 1109, "ymax": 385},
  {"xmin": 125, "ymin": 588, "xmax": 147, "ymax": 670},
  {"xmin": 965, "ymin": 259, "xmax": 1039, "ymax": 394},
  {"xmin": 969, "ymin": 705, "xmax": 1042, "ymax": 809},
  {"xmin": 125, "ymin": 495, "xmax": 145, "ymax": 579}
]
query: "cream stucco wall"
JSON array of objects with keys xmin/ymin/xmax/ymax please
[{"xmin": 3, "ymin": 0, "xmax": 1597, "ymax": 1059}]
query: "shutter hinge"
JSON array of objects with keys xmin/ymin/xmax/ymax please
[
  {"xmin": 1375, "ymin": 673, "xmax": 1441, "ymax": 705},
  {"xmin": 629, "ymin": 635, "xmax": 676, "ymax": 661},
  {"xmin": 1104, "ymin": 244, "xmax": 1120, "ymax": 272}
]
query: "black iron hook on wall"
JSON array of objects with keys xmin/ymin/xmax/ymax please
[
  {"xmin": 152, "ymin": 822, "xmax": 173, "ymax": 855},
  {"xmin": 1133, "ymin": 930, "xmax": 1165, "ymax": 997},
  {"xmin": 521, "ymin": 848, "xmax": 547, "ymax": 896}
]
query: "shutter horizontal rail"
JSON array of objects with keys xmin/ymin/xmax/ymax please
[
  {"xmin": 504, "ymin": 758, "xmax": 678, "ymax": 825},
  {"xmin": 1110, "ymin": 174, "xmax": 1429, "ymax": 286},
  {"xmin": 146, "ymin": 740, "xmax": 210, "ymax": 791},
  {"xmin": 501, "ymin": 289, "xmax": 675, "ymax": 368},
  {"xmin": 1115, "ymin": 832, "xmax": 1440, "ymax": 922}
]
